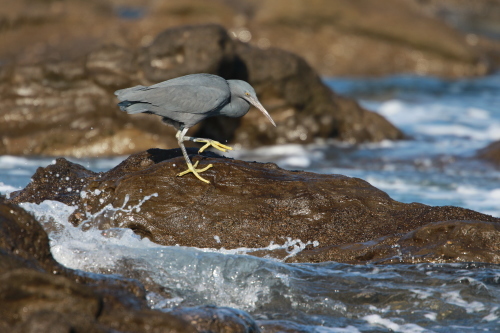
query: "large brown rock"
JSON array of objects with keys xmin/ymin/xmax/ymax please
[
  {"xmin": 9, "ymin": 149, "xmax": 500, "ymax": 264},
  {"xmin": 0, "ymin": 196, "xmax": 260, "ymax": 332},
  {"xmin": 0, "ymin": 24, "xmax": 403, "ymax": 157},
  {"xmin": 138, "ymin": 24, "xmax": 237, "ymax": 82},
  {"xmin": 0, "ymin": 52, "xmax": 171, "ymax": 157}
]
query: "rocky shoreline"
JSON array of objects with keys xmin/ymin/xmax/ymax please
[
  {"xmin": 2, "ymin": 149, "xmax": 500, "ymax": 331},
  {"xmin": 2, "ymin": 1, "xmax": 500, "ymax": 330}
]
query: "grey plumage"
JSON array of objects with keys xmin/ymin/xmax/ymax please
[{"xmin": 115, "ymin": 73, "xmax": 276, "ymax": 183}]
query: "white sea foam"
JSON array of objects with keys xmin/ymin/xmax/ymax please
[
  {"xmin": 455, "ymin": 186, "xmax": 500, "ymax": 217},
  {"xmin": 79, "ymin": 192, "xmax": 159, "ymax": 227},
  {"xmin": 237, "ymin": 144, "xmax": 309, "ymax": 157},
  {"xmin": 18, "ymin": 200, "xmax": 157, "ymax": 264},
  {"xmin": 362, "ymin": 314, "xmax": 429, "ymax": 333},
  {"xmin": 410, "ymin": 289, "xmax": 433, "ymax": 300},
  {"xmin": 147, "ymin": 292, "xmax": 184, "ymax": 309},
  {"xmin": 19, "ymin": 200, "xmax": 77, "ymax": 229},
  {"xmin": 482, "ymin": 306, "xmax": 499, "ymax": 322},
  {"xmin": 314, "ymin": 326, "xmax": 361, "ymax": 333},
  {"xmin": 0, "ymin": 155, "xmax": 49, "ymax": 169},
  {"xmin": 280, "ymin": 155, "xmax": 312, "ymax": 168},
  {"xmin": 442, "ymin": 290, "xmax": 486, "ymax": 313},
  {"xmin": 369, "ymin": 98, "xmax": 500, "ymax": 143},
  {"xmin": 363, "ymin": 315, "xmax": 400, "ymax": 331},
  {"xmin": 361, "ymin": 175, "xmax": 500, "ymax": 218},
  {"xmin": 416, "ymin": 123, "xmax": 500, "ymax": 141},
  {"xmin": 199, "ymin": 237, "xmax": 319, "ymax": 261},
  {"xmin": 0, "ymin": 182, "xmax": 20, "ymax": 196},
  {"xmin": 424, "ymin": 312, "xmax": 437, "ymax": 321},
  {"xmin": 227, "ymin": 143, "xmax": 323, "ymax": 168},
  {"xmin": 466, "ymin": 107, "xmax": 490, "ymax": 120}
]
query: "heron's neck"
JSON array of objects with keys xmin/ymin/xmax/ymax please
[{"xmin": 222, "ymin": 97, "xmax": 251, "ymax": 118}]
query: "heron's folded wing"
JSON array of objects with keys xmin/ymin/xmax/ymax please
[
  {"xmin": 149, "ymin": 73, "xmax": 226, "ymax": 89},
  {"xmin": 118, "ymin": 84, "xmax": 230, "ymax": 116}
]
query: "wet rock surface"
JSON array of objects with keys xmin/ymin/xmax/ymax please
[
  {"xmin": 9, "ymin": 149, "xmax": 500, "ymax": 264},
  {"xmin": 0, "ymin": 196, "xmax": 260, "ymax": 332},
  {"xmin": 291, "ymin": 220, "xmax": 500, "ymax": 264},
  {"xmin": 0, "ymin": 23, "xmax": 403, "ymax": 157}
]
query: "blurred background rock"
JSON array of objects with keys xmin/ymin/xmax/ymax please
[
  {"xmin": 1, "ymin": 0, "xmax": 500, "ymax": 157},
  {"xmin": 2, "ymin": 0, "xmax": 499, "ymax": 77}
]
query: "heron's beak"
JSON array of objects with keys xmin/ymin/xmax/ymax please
[{"xmin": 247, "ymin": 96, "xmax": 276, "ymax": 127}]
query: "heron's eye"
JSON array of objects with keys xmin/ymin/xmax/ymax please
[{"xmin": 245, "ymin": 92, "xmax": 250, "ymax": 96}]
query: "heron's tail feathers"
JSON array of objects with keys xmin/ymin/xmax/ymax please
[
  {"xmin": 115, "ymin": 85, "xmax": 152, "ymax": 114},
  {"xmin": 117, "ymin": 101, "xmax": 152, "ymax": 114}
]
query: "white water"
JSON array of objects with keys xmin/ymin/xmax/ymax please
[{"xmin": 2, "ymin": 73, "xmax": 500, "ymax": 331}]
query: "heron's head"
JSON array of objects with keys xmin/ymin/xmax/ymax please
[{"xmin": 229, "ymin": 80, "xmax": 276, "ymax": 127}]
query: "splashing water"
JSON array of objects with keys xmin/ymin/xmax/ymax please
[{"xmin": 15, "ymin": 198, "xmax": 500, "ymax": 332}]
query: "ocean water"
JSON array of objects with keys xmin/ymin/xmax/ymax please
[{"xmin": 2, "ymin": 74, "xmax": 500, "ymax": 332}]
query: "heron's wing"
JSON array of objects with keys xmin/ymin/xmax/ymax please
[
  {"xmin": 150, "ymin": 84, "xmax": 230, "ymax": 114},
  {"xmin": 149, "ymin": 73, "xmax": 225, "ymax": 89},
  {"xmin": 114, "ymin": 74, "xmax": 221, "ymax": 97},
  {"xmin": 145, "ymin": 74, "xmax": 230, "ymax": 114},
  {"xmin": 116, "ymin": 83, "xmax": 230, "ymax": 116}
]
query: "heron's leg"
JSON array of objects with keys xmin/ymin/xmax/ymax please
[
  {"xmin": 183, "ymin": 135, "xmax": 233, "ymax": 154},
  {"xmin": 176, "ymin": 128, "xmax": 213, "ymax": 183}
]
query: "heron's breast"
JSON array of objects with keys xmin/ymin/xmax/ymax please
[{"xmin": 219, "ymin": 99, "xmax": 251, "ymax": 118}]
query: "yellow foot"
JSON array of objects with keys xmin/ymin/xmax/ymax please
[
  {"xmin": 177, "ymin": 161, "xmax": 213, "ymax": 183},
  {"xmin": 196, "ymin": 139, "xmax": 233, "ymax": 154}
]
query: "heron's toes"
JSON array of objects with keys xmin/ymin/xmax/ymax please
[
  {"xmin": 198, "ymin": 142, "xmax": 211, "ymax": 153},
  {"xmin": 177, "ymin": 161, "xmax": 213, "ymax": 183},
  {"xmin": 197, "ymin": 140, "xmax": 233, "ymax": 153},
  {"xmin": 214, "ymin": 141, "xmax": 233, "ymax": 151}
]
